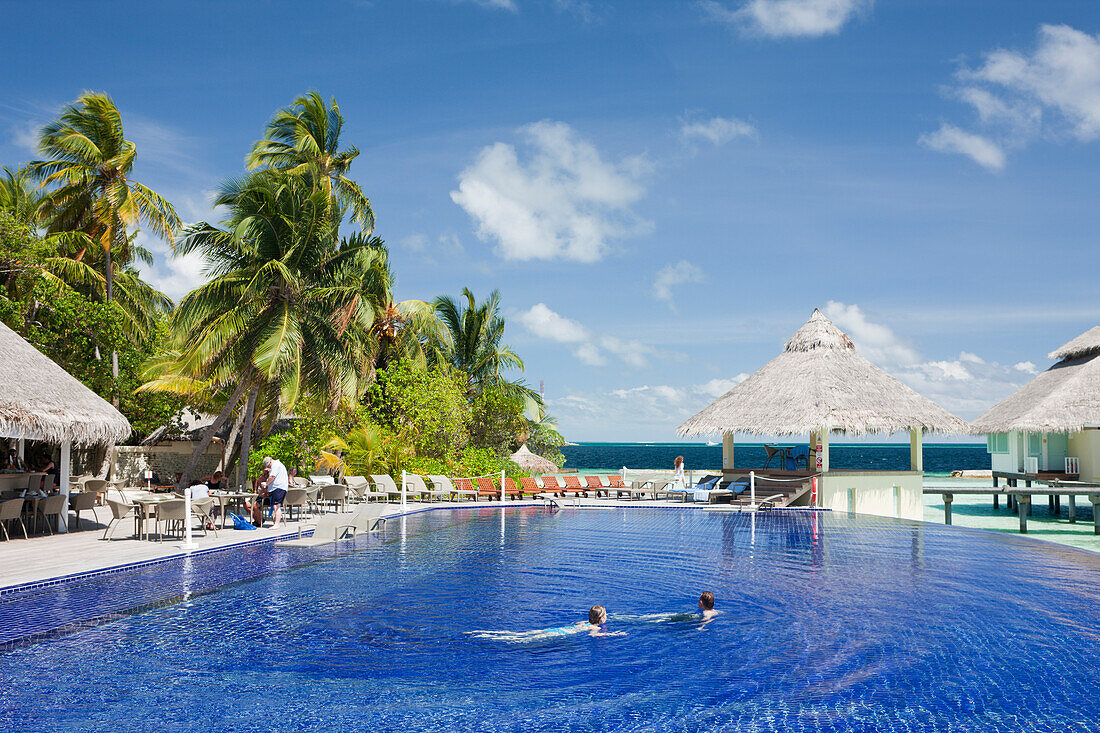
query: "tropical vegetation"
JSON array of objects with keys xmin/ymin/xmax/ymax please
[{"xmin": 0, "ymin": 89, "xmax": 565, "ymax": 486}]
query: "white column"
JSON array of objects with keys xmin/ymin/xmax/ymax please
[
  {"xmin": 17, "ymin": 438, "xmax": 24, "ymax": 462},
  {"xmin": 401, "ymin": 470, "xmax": 407, "ymax": 509},
  {"xmin": 181, "ymin": 486, "xmax": 198, "ymax": 550},
  {"xmin": 58, "ymin": 441, "xmax": 70, "ymax": 534},
  {"xmin": 910, "ymin": 428, "xmax": 923, "ymax": 472}
]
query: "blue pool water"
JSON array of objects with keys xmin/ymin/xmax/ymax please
[{"xmin": 1, "ymin": 507, "xmax": 1099, "ymax": 732}]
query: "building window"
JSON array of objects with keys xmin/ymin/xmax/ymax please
[{"xmin": 987, "ymin": 434, "xmax": 1009, "ymax": 454}]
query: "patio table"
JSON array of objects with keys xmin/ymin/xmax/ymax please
[
  {"xmin": 210, "ymin": 491, "xmax": 257, "ymax": 528},
  {"xmin": 131, "ymin": 495, "xmax": 174, "ymax": 540}
]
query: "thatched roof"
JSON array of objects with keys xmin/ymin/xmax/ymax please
[
  {"xmin": 1048, "ymin": 326, "xmax": 1100, "ymax": 361},
  {"xmin": 0, "ymin": 319, "xmax": 130, "ymax": 446},
  {"xmin": 509, "ymin": 444, "xmax": 559, "ymax": 473},
  {"xmin": 972, "ymin": 326, "xmax": 1100, "ymax": 434},
  {"xmin": 678, "ymin": 309, "xmax": 969, "ymax": 437}
]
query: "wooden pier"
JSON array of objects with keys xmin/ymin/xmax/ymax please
[{"xmin": 924, "ymin": 472, "xmax": 1100, "ymax": 535}]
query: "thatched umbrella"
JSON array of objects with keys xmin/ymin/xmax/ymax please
[
  {"xmin": 0, "ymin": 320, "xmax": 130, "ymax": 446},
  {"xmin": 509, "ymin": 444, "xmax": 559, "ymax": 473},
  {"xmin": 678, "ymin": 309, "xmax": 969, "ymax": 438},
  {"xmin": 971, "ymin": 326, "xmax": 1100, "ymax": 434}
]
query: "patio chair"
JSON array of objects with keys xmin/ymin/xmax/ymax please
[
  {"xmin": 762, "ymin": 445, "xmax": 782, "ymax": 469},
  {"xmin": 283, "ymin": 488, "xmax": 309, "ymax": 521},
  {"xmin": 583, "ymin": 476, "xmax": 608, "ymax": 497},
  {"xmin": 476, "ymin": 476, "xmax": 501, "ymax": 501},
  {"xmin": 0, "ymin": 497, "xmax": 28, "ymax": 540},
  {"xmin": 83, "ymin": 479, "xmax": 109, "ymax": 506},
  {"xmin": 41, "ymin": 474, "xmax": 55, "ymax": 495},
  {"xmin": 103, "ymin": 499, "xmax": 137, "ymax": 540},
  {"xmin": 321, "ymin": 484, "xmax": 348, "ymax": 514},
  {"xmin": 155, "ymin": 499, "xmax": 187, "ymax": 541},
  {"xmin": 290, "ymin": 476, "xmax": 310, "ymax": 488},
  {"xmin": 191, "ymin": 497, "xmax": 219, "ymax": 537},
  {"xmin": 68, "ymin": 490, "xmax": 100, "ymax": 531},
  {"xmin": 407, "ymin": 474, "xmax": 448, "ymax": 502},
  {"xmin": 36, "ymin": 494, "xmax": 67, "ymax": 535},
  {"xmin": 309, "ymin": 474, "xmax": 336, "ymax": 486},
  {"xmin": 429, "ymin": 475, "xmax": 477, "ymax": 502},
  {"xmin": 371, "ymin": 475, "xmax": 403, "ymax": 502},
  {"xmin": 789, "ymin": 446, "xmax": 810, "ymax": 470}
]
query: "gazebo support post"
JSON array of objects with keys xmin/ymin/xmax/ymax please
[
  {"xmin": 909, "ymin": 429, "xmax": 923, "ymax": 472},
  {"xmin": 819, "ymin": 431, "xmax": 829, "ymax": 472},
  {"xmin": 17, "ymin": 438, "xmax": 24, "ymax": 462},
  {"xmin": 58, "ymin": 441, "xmax": 70, "ymax": 534},
  {"xmin": 722, "ymin": 433, "xmax": 735, "ymax": 471}
]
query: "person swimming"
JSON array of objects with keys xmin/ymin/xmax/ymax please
[
  {"xmin": 466, "ymin": 605, "xmax": 625, "ymax": 642},
  {"xmin": 698, "ymin": 591, "xmax": 718, "ymax": 626}
]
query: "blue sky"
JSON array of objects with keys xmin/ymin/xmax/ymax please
[{"xmin": 4, "ymin": 0, "xmax": 1100, "ymax": 441}]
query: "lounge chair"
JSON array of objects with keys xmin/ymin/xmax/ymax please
[
  {"xmin": 519, "ymin": 477, "xmax": 543, "ymax": 498},
  {"xmin": 476, "ymin": 476, "xmax": 501, "ymax": 501},
  {"xmin": 308, "ymin": 474, "xmax": 336, "ymax": 486},
  {"xmin": 539, "ymin": 476, "xmax": 565, "ymax": 496},
  {"xmin": 562, "ymin": 476, "xmax": 588, "ymax": 497},
  {"xmin": 667, "ymin": 476, "xmax": 720, "ymax": 502},
  {"xmin": 630, "ymin": 477, "xmax": 673, "ymax": 500},
  {"xmin": 428, "ymin": 475, "xmax": 478, "ymax": 502},
  {"xmin": 503, "ymin": 477, "xmax": 528, "ymax": 500},
  {"xmin": 407, "ymin": 474, "xmax": 450, "ymax": 502},
  {"xmin": 605, "ymin": 475, "xmax": 631, "ymax": 498},
  {"xmin": 583, "ymin": 476, "xmax": 608, "ymax": 497},
  {"xmin": 454, "ymin": 477, "xmax": 479, "ymax": 501},
  {"xmin": 278, "ymin": 503, "xmax": 388, "ymax": 546},
  {"xmin": 371, "ymin": 475, "xmax": 404, "ymax": 502},
  {"xmin": 344, "ymin": 476, "xmax": 389, "ymax": 503}
]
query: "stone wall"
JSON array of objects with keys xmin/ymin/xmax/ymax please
[{"xmin": 112, "ymin": 442, "xmax": 222, "ymax": 486}]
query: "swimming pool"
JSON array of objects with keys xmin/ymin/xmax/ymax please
[{"xmin": 1, "ymin": 507, "xmax": 1098, "ymax": 732}]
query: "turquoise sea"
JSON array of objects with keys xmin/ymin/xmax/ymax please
[{"xmin": 561, "ymin": 442, "xmax": 990, "ymax": 475}]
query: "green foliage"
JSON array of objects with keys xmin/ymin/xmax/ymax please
[
  {"xmin": 455, "ymin": 446, "xmax": 526, "ymax": 479},
  {"xmin": 319, "ymin": 423, "xmax": 412, "ymax": 477},
  {"xmin": 0, "ymin": 279, "xmax": 183, "ymax": 441},
  {"xmin": 469, "ymin": 388, "xmax": 526, "ymax": 455},
  {"xmin": 366, "ymin": 360, "xmax": 471, "ymax": 463},
  {"xmin": 525, "ymin": 422, "xmax": 567, "ymax": 468}
]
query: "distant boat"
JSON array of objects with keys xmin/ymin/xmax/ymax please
[{"xmin": 705, "ymin": 440, "xmax": 719, "ymax": 446}]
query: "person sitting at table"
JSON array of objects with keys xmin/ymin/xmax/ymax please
[
  {"xmin": 202, "ymin": 470, "xmax": 226, "ymax": 493},
  {"xmin": 40, "ymin": 457, "xmax": 56, "ymax": 477}
]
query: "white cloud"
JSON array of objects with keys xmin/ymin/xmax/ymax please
[
  {"xmin": 918, "ymin": 124, "xmax": 1006, "ymax": 171},
  {"xmin": 1014, "ymin": 361, "xmax": 1038, "ymax": 374},
  {"xmin": 399, "ymin": 233, "xmax": 429, "ymax": 252},
  {"xmin": 653, "ymin": 261, "xmax": 705, "ymax": 311},
  {"xmin": 824, "ymin": 300, "xmax": 1036, "ymax": 417},
  {"xmin": 697, "ymin": 375, "xmax": 750, "ymax": 398},
  {"xmin": 680, "ymin": 116, "xmax": 756, "ymax": 145},
  {"xmin": 927, "ymin": 24, "xmax": 1100, "ymax": 169},
  {"xmin": 451, "ymin": 120, "xmax": 651, "ymax": 262},
  {"xmin": 516, "ymin": 303, "xmax": 590, "ymax": 343},
  {"xmin": 455, "ymin": 0, "xmax": 517, "ymax": 10},
  {"xmin": 823, "ymin": 301, "xmax": 921, "ymax": 366},
  {"xmin": 700, "ymin": 0, "xmax": 870, "ymax": 38},
  {"xmin": 573, "ymin": 345, "xmax": 607, "ymax": 366},
  {"xmin": 10, "ymin": 120, "xmax": 38, "ymax": 154},
  {"xmin": 599, "ymin": 336, "xmax": 654, "ymax": 369},
  {"xmin": 398, "ymin": 231, "xmax": 465, "ymax": 265}
]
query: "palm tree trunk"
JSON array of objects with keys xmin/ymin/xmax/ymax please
[
  {"xmin": 237, "ymin": 384, "xmax": 260, "ymax": 491},
  {"xmin": 222, "ymin": 409, "xmax": 245, "ymax": 473},
  {"xmin": 177, "ymin": 377, "xmax": 250, "ymax": 490},
  {"xmin": 104, "ymin": 244, "xmax": 120, "ymax": 409}
]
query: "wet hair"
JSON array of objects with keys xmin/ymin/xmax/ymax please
[
  {"xmin": 699, "ymin": 591, "xmax": 715, "ymax": 611},
  {"xmin": 588, "ymin": 605, "xmax": 607, "ymax": 625},
  {"xmin": 674, "ymin": 456, "xmax": 684, "ymax": 468}
]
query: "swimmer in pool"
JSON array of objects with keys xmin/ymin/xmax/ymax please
[
  {"xmin": 698, "ymin": 591, "xmax": 718, "ymax": 626},
  {"xmin": 466, "ymin": 606, "xmax": 625, "ymax": 642}
]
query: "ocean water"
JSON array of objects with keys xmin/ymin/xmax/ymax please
[
  {"xmin": 561, "ymin": 442, "xmax": 990, "ymax": 475},
  {"xmin": 2, "ymin": 507, "xmax": 1098, "ymax": 732}
]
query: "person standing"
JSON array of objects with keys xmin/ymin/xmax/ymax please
[
  {"xmin": 673, "ymin": 455, "xmax": 685, "ymax": 491},
  {"xmin": 261, "ymin": 456, "xmax": 289, "ymax": 529}
]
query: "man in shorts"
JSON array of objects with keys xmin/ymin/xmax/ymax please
[{"xmin": 261, "ymin": 456, "xmax": 289, "ymax": 529}]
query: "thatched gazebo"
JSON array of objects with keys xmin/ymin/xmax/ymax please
[
  {"xmin": 0, "ymin": 320, "xmax": 130, "ymax": 530},
  {"xmin": 971, "ymin": 326, "xmax": 1100, "ymax": 481},
  {"xmin": 509, "ymin": 444, "xmax": 558, "ymax": 473},
  {"xmin": 678, "ymin": 309, "xmax": 968, "ymax": 518}
]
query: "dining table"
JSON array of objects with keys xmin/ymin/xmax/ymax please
[
  {"xmin": 209, "ymin": 491, "xmax": 257, "ymax": 528},
  {"xmin": 130, "ymin": 494, "xmax": 176, "ymax": 540}
]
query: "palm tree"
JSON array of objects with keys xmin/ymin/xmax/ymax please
[
  {"xmin": 430, "ymin": 288, "xmax": 536, "ymax": 402},
  {"xmin": 157, "ymin": 171, "xmax": 372, "ymax": 488},
  {"xmin": 27, "ymin": 92, "xmax": 179, "ymax": 405},
  {"xmin": 247, "ymin": 91, "xmax": 374, "ymax": 232},
  {"xmin": 0, "ymin": 166, "xmax": 45, "ymax": 226},
  {"xmin": 338, "ymin": 233, "xmax": 439, "ymax": 383}
]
